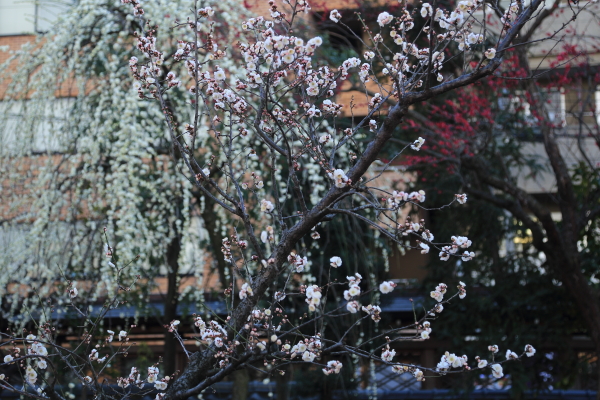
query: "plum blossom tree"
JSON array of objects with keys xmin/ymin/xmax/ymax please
[{"xmin": 0, "ymin": 0, "xmax": 591, "ymax": 398}]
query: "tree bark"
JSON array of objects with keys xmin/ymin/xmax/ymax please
[
  {"xmin": 231, "ymin": 368, "xmax": 250, "ymax": 400},
  {"xmin": 200, "ymin": 194, "xmax": 230, "ymax": 290},
  {"xmin": 275, "ymin": 365, "xmax": 290, "ymax": 400},
  {"xmin": 164, "ymin": 230, "xmax": 181, "ymax": 377}
]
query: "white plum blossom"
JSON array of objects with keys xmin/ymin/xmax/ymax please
[
  {"xmin": 414, "ymin": 369, "xmax": 425, "ymax": 381},
  {"xmin": 377, "ymin": 12, "xmax": 394, "ymax": 26},
  {"xmin": 430, "ymin": 283, "xmax": 447, "ymax": 302},
  {"xmin": 213, "ymin": 67, "xmax": 226, "ymax": 81},
  {"xmin": 431, "ymin": 290, "xmax": 444, "ymax": 302},
  {"xmin": 453, "ymin": 236, "xmax": 472, "ymax": 248},
  {"xmin": 411, "ymin": 137, "xmax": 425, "ymax": 151},
  {"xmin": 305, "ymin": 285, "xmax": 322, "ymax": 312},
  {"xmin": 369, "ymin": 119, "xmax": 377, "ymax": 131},
  {"xmin": 361, "ymin": 304, "xmax": 382, "ymax": 322},
  {"xmin": 346, "ymin": 300, "xmax": 360, "ymax": 313},
  {"xmin": 488, "ymin": 345, "xmax": 499, "ymax": 353},
  {"xmin": 260, "ymin": 199, "xmax": 274, "ymax": 213},
  {"xmin": 322, "ymin": 360, "xmax": 343, "ymax": 375},
  {"xmin": 330, "ymin": 256, "xmax": 342, "ymax": 268},
  {"xmin": 381, "ymin": 347, "xmax": 396, "ymax": 362},
  {"xmin": 455, "ymin": 193, "xmax": 468, "ymax": 204},
  {"xmin": 293, "ymin": 254, "xmax": 308, "ymax": 272},
  {"xmin": 147, "ymin": 367, "xmax": 159, "ymax": 383},
  {"xmin": 31, "ymin": 343, "xmax": 48, "ymax": 356},
  {"xmin": 408, "ymin": 190, "xmax": 426, "ymax": 203},
  {"xmin": 197, "ymin": 6, "xmax": 214, "ymax": 17},
  {"xmin": 437, "ymin": 352, "xmax": 466, "ymax": 372},
  {"xmin": 379, "ymin": 281, "xmax": 396, "ymax": 294},
  {"xmin": 329, "ymin": 169, "xmax": 349, "ymax": 188},
  {"xmin": 439, "ymin": 248, "xmax": 451, "ymax": 261},
  {"xmin": 525, "ymin": 344, "xmax": 536, "ymax": 357},
  {"xmin": 444, "ymin": 352, "xmax": 464, "ymax": 368},
  {"xmin": 346, "ymin": 285, "xmax": 361, "ymax": 298},
  {"xmin": 458, "ymin": 286, "xmax": 467, "ymax": 299},
  {"xmin": 155, "ymin": 381, "xmax": 168, "ymax": 390},
  {"xmin": 478, "ymin": 359, "xmax": 488, "ymax": 368},
  {"xmin": 329, "ymin": 9, "xmax": 342, "ymax": 23},
  {"xmin": 25, "ymin": 365, "xmax": 37, "ymax": 385},
  {"xmin": 437, "ymin": 359, "xmax": 450, "ymax": 371},
  {"xmin": 392, "ymin": 365, "xmax": 408, "ymax": 374},
  {"xmin": 421, "ymin": 3, "xmax": 433, "ymax": 17},
  {"xmin": 89, "ymin": 349, "xmax": 97, "ymax": 361},
  {"xmin": 491, "ymin": 364, "xmax": 504, "ymax": 378},
  {"xmin": 505, "ymin": 350, "xmax": 518, "ymax": 360},
  {"xmin": 302, "ymin": 351, "xmax": 316, "ymax": 362},
  {"xmin": 69, "ymin": 284, "xmax": 78, "ymax": 298},
  {"xmin": 485, "ymin": 48, "xmax": 497, "ymax": 59},
  {"xmin": 275, "ymin": 291, "xmax": 286, "ymax": 302},
  {"xmin": 319, "ymin": 134, "xmax": 331, "ymax": 144},
  {"xmin": 239, "ymin": 282, "xmax": 253, "ymax": 299}
]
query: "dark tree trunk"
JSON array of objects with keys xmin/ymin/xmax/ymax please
[
  {"xmin": 231, "ymin": 368, "xmax": 249, "ymax": 400},
  {"xmin": 200, "ymin": 195, "xmax": 230, "ymax": 289},
  {"xmin": 164, "ymin": 232, "xmax": 181, "ymax": 377},
  {"xmin": 275, "ymin": 365, "xmax": 290, "ymax": 400},
  {"xmin": 551, "ymin": 255, "xmax": 600, "ymax": 398}
]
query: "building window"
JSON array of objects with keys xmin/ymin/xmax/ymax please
[
  {"xmin": 498, "ymin": 88, "xmax": 566, "ymax": 128},
  {"xmin": 595, "ymin": 88, "xmax": 600, "ymax": 125},
  {"xmin": 0, "ymin": 0, "xmax": 71, "ymax": 36},
  {"xmin": 545, "ymin": 88, "xmax": 566, "ymax": 126},
  {"xmin": 1, "ymin": 97, "xmax": 74, "ymax": 154},
  {"xmin": 563, "ymin": 85, "xmax": 600, "ymax": 127}
]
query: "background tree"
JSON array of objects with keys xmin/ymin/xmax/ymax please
[
  {"xmin": 394, "ymin": 4, "xmax": 600, "ymax": 393},
  {"xmin": 0, "ymin": 0, "xmax": 256, "ymax": 378}
]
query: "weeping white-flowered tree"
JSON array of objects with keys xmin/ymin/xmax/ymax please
[
  {"xmin": 0, "ymin": 0, "xmax": 262, "ymax": 378},
  {"xmin": 0, "ymin": 0, "xmax": 589, "ymax": 398}
]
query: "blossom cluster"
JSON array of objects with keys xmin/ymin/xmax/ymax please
[
  {"xmin": 439, "ymin": 236, "xmax": 474, "ymax": 261},
  {"xmin": 305, "ymin": 284, "xmax": 323, "ymax": 312},
  {"xmin": 289, "ymin": 338, "xmax": 322, "ymax": 363}
]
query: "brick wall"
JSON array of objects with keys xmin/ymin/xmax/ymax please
[{"xmin": 0, "ymin": 35, "xmax": 34, "ymax": 65}]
